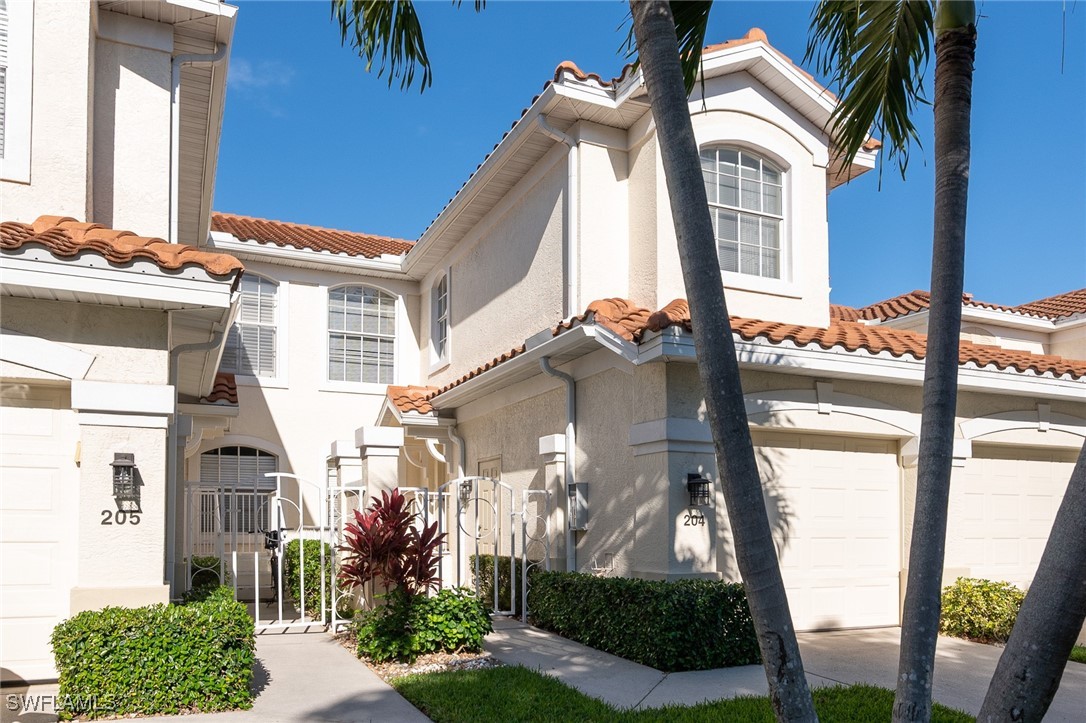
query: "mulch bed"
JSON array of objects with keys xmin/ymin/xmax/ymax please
[{"xmin": 335, "ymin": 630, "xmax": 501, "ymax": 681}]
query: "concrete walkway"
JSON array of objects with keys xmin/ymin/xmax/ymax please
[
  {"xmin": 485, "ymin": 618, "xmax": 1086, "ymax": 720},
  {"xmin": 3, "ymin": 633, "xmax": 428, "ymax": 723}
]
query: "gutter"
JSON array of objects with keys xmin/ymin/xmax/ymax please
[
  {"xmin": 170, "ymin": 45, "xmax": 228, "ymax": 244},
  {"xmin": 165, "ymin": 331, "xmax": 224, "ymax": 598},
  {"xmin": 539, "ymin": 357, "xmax": 578, "ymax": 573},
  {"xmin": 535, "ymin": 116, "xmax": 579, "ymax": 317}
]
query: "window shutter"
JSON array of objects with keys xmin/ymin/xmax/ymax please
[{"xmin": 1, "ymin": 0, "xmax": 9, "ymax": 158}]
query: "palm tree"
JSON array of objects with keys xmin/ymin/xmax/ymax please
[
  {"xmin": 806, "ymin": 2, "xmax": 975, "ymax": 720},
  {"xmin": 977, "ymin": 445, "xmax": 1086, "ymax": 722},
  {"xmin": 330, "ymin": 1, "xmax": 818, "ymax": 718},
  {"xmin": 629, "ymin": 3, "xmax": 817, "ymax": 720}
]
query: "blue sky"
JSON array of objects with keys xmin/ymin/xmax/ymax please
[{"xmin": 214, "ymin": 1, "xmax": 1085, "ymax": 308}]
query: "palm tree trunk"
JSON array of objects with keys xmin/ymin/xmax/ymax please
[
  {"xmin": 977, "ymin": 444, "xmax": 1086, "ymax": 722},
  {"xmin": 629, "ymin": 3, "xmax": 816, "ymax": 720},
  {"xmin": 893, "ymin": 13, "xmax": 975, "ymax": 723}
]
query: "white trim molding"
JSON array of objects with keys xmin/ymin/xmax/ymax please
[
  {"xmin": 1, "ymin": 0, "xmax": 33, "ymax": 183},
  {"xmin": 956, "ymin": 408, "xmax": 1086, "ymax": 461},
  {"xmin": 71, "ymin": 381, "xmax": 174, "ymax": 415}
]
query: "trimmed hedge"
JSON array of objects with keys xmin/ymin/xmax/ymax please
[
  {"xmin": 940, "ymin": 577, "xmax": 1025, "ymax": 644},
  {"xmin": 50, "ymin": 587, "xmax": 255, "ymax": 719},
  {"xmin": 528, "ymin": 572, "xmax": 759, "ymax": 672}
]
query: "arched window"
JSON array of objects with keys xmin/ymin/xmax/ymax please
[
  {"xmin": 221, "ymin": 274, "xmax": 278, "ymax": 377},
  {"xmin": 700, "ymin": 147, "xmax": 783, "ymax": 279},
  {"xmin": 328, "ymin": 286, "xmax": 396, "ymax": 384},
  {"xmin": 199, "ymin": 446, "xmax": 277, "ymax": 535}
]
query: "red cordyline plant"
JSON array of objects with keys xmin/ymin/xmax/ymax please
[{"xmin": 338, "ymin": 488, "xmax": 445, "ymax": 598}]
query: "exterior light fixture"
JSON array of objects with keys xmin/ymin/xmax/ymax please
[
  {"xmin": 687, "ymin": 473, "xmax": 711, "ymax": 507},
  {"xmin": 110, "ymin": 453, "xmax": 142, "ymax": 512},
  {"xmin": 459, "ymin": 479, "xmax": 474, "ymax": 506}
]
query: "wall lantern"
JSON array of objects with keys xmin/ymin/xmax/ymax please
[
  {"xmin": 110, "ymin": 453, "xmax": 142, "ymax": 512},
  {"xmin": 687, "ymin": 473, "xmax": 712, "ymax": 507},
  {"xmin": 458, "ymin": 479, "xmax": 474, "ymax": 506}
]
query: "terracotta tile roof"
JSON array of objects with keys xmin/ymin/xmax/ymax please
[
  {"xmin": 1014, "ymin": 288, "xmax": 1086, "ymax": 319},
  {"xmin": 844, "ymin": 288, "xmax": 1084, "ymax": 322},
  {"xmin": 201, "ymin": 372, "xmax": 238, "ymax": 405},
  {"xmin": 387, "ymin": 385, "xmax": 439, "ymax": 415},
  {"xmin": 212, "ymin": 212, "xmax": 413, "ymax": 259},
  {"xmin": 829, "ymin": 303, "xmax": 863, "ymax": 322},
  {"xmin": 1, "ymin": 215, "xmax": 244, "ymax": 277},
  {"xmin": 417, "ymin": 298, "xmax": 1085, "ymax": 411}
]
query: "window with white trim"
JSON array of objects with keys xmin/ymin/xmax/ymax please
[
  {"xmin": 0, "ymin": 0, "xmax": 31, "ymax": 182},
  {"xmin": 328, "ymin": 285, "xmax": 396, "ymax": 384},
  {"xmin": 432, "ymin": 273, "xmax": 449, "ymax": 362},
  {"xmin": 221, "ymin": 274, "xmax": 278, "ymax": 377},
  {"xmin": 701, "ymin": 147, "xmax": 783, "ymax": 279}
]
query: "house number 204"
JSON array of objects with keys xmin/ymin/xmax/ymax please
[
  {"xmin": 101, "ymin": 510, "xmax": 141, "ymax": 526},
  {"xmin": 683, "ymin": 510, "xmax": 706, "ymax": 526}
]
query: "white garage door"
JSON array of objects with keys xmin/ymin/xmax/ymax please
[
  {"xmin": 949, "ymin": 445, "xmax": 1077, "ymax": 589},
  {"xmin": 1, "ymin": 388, "xmax": 79, "ymax": 682},
  {"xmin": 751, "ymin": 432, "xmax": 901, "ymax": 631}
]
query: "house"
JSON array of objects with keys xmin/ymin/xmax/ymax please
[{"xmin": 1, "ymin": 2, "xmax": 1083, "ymax": 684}]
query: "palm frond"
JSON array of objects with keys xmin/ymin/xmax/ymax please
[
  {"xmin": 331, "ymin": 0, "xmax": 434, "ymax": 92},
  {"xmin": 622, "ymin": 1, "xmax": 713, "ymax": 94},
  {"xmin": 806, "ymin": 0, "xmax": 935, "ymax": 177}
]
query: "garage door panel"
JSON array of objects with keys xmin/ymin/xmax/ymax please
[
  {"xmin": 950, "ymin": 447, "xmax": 1075, "ymax": 588},
  {"xmin": 1, "ymin": 402, "xmax": 78, "ymax": 682},
  {"xmin": 749, "ymin": 432, "xmax": 901, "ymax": 631}
]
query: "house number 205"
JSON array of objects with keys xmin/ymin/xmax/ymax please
[
  {"xmin": 101, "ymin": 510, "xmax": 141, "ymax": 526},
  {"xmin": 683, "ymin": 510, "xmax": 706, "ymax": 526}
]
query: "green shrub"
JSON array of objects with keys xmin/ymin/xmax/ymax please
[
  {"xmin": 940, "ymin": 577, "xmax": 1025, "ymax": 643},
  {"xmin": 182, "ymin": 583, "xmax": 236, "ymax": 605},
  {"xmin": 355, "ymin": 587, "xmax": 492, "ymax": 663},
  {"xmin": 470, "ymin": 553, "xmax": 534, "ymax": 615},
  {"xmin": 528, "ymin": 572, "xmax": 759, "ymax": 672},
  {"xmin": 283, "ymin": 538, "xmax": 336, "ymax": 618},
  {"xmin": 181, "ymin": 556, "xmax": 231, "ymax": 604},
  {"xmin": 50, "ymin": 591, "xmax": 255, "ymax": 719}
]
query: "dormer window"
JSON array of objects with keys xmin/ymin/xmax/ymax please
[{"xmin": 701, "ymin": 147, "xmax": 783, "ymax": 279}]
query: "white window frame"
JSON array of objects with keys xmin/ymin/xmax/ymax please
[
  {"xmin": 701, "ymin": 145, "xmax": 786, "ymax": 282},
  {"xmin": 430, "ymin": 271, "xmax": 450, "ymax": 372},
  {"xmin": 0, "ymin": 0, "xmax": 33, "ymax": 183},
  {"xmin": 322, "ymin": 283, "xmax": 400, "ymax": 394}
]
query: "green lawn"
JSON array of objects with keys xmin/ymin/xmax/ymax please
[
  {"xmin": 1071, "ymin": 646, "xmax": 1086, "ymax": 665},
  {"xmin": 392, "ymin": 665, "xmax": 973, "ymax": 723}
]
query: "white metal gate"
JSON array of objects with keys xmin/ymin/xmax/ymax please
[
  {"xmin": 433, "ymin": 477, "xmax": 552, "ymax": 622},
  {"xmin": 186, "ymin": 473, "xmax": 334, "ymax": 632}
]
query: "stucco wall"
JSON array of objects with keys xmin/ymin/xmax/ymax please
[
  {"xmin": 184, "ymin": 259, "xmax": 419, "ymax": 522},
  {"xmin": 427, "ymin": 160, "xmax": 565, "ymax": 388},
  {"xmin": 1, "ymin": 0, "xmax": 94, "ymax": 221},
  {"xmin": 92, "ymin": 32, "xmax": 172, "ymax": 238},
  {"xmin": 1, "ymin": 296, "xmax": 169, "ymax": 383},
  {"xmin": 576, "ymin": 123, "xmax": 631, "ymax": 305},
  {"xmin": 75, "ymin": 425, "xmax": 167, "ymax": 590}
]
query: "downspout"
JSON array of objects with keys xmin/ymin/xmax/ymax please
[
  {"xmin": 170, "ymin": 45, "xmax": 228, "ymax": 243},
  {"xmin": 539, "ymin": 357, "xmax": 577, "ymax": 573},
  {"xmin": 535, "ymin": 117, "xmax": 579, "ymax": 317},
  {"xmin": 446, "ymin": 424, "xmax": 466, "ymax": 479},
  {"xmin": 166, "ymin": 332, "xmax": 224, "ymax": 598}
]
